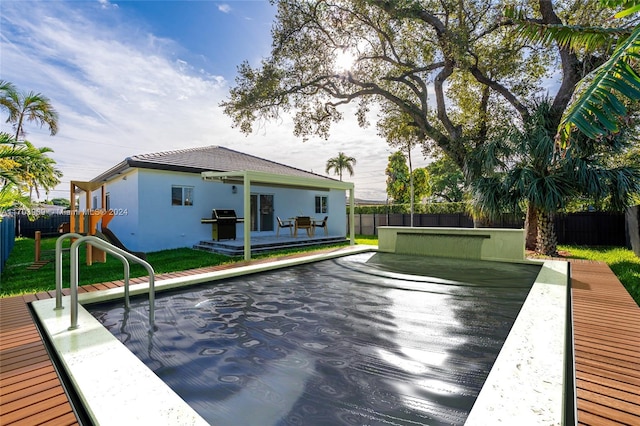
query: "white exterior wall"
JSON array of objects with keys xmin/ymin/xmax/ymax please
[
  {"xmin": 86, "ymin": 169, "xmax": 348, "ymax": 253},
  {"xmin": 134, "ymin": 169, "xmax": 236, "ymax": 252},
  {"xmin": 263, "ymin": 185, "xmax": 346, "ymax": 236},
  {"xmin": 78, "ymin": 172, "xmax": 140, "ymax": 241},
  {"xmin": 102, "ymin": 171, "xmax": 140, "ymax": 250}
]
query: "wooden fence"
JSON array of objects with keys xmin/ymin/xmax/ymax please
[
  {"xmin": 13, "ymin": 214, "xmax": 69, "ymax": 238},
  {"xmin": 1, "ymin": 216, "xmax": 16, "ymax": 274},
  {"xmin": 6, "ymin": 210, "xmax": 632, "ymax": 247},
  {"xmin": 628, "ymin": 206, "xmax": 640, "ymax": 256},
  {"xmin": 351, "ymin": 213, "xmax": 522, "ymax": 236},
  {"xmin": 351, "ymin": 211, "xmax": 629, "ymax": 247},
  {"xmin": 555, "ymin": 212, "xmax": 628, "ymax": 246}
]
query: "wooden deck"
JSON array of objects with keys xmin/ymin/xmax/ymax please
[
  {"xmin": 1, "ymin": 256, "xmax": 639, "ymax": 425},
  {"xmin": 570, "ymin": 260, "xmax": 640, "ymax": 425}
]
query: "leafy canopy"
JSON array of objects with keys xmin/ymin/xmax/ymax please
[
  {"xmin": 506, "ymin": 0, "xmax": 640, "ymax": 145},
  {"xmin": 222, "ymin": 0, "xmax": 581, "ymax": 170},
  {"xmin": 469, "ymin": 98, "xmax": 640, "ymax": 220},
  {"xmin": 385, "ymin": 150, "xmax": 430, "ymax": 204}
]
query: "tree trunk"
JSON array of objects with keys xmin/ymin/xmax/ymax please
[
  {"xmin": 408, "ymin": 147, "xmax": 414, "ymax": 227},
  {"xmin": 524, "ymin": 203, "xmax": 538, "ymax": 251},
  {"xmin": 536, "ymin": 209, "xmax": 558, "ymax": 256}
]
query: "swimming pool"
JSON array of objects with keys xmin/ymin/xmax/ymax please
[
  {"xmin": 31, "ymin": 245, "xmax": 570, "ymax": 425},
  {"xmin": 87, "ymin": 252, "xmax": 539, "ymax": 425}
]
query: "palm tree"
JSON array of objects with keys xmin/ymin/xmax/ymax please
[
  {"xmin": 0, "ymin": 132, "xmax": 35, "ymax": 187},
  {"xmin": 0, "ymin": 80, "xmax": 59, "ymax": 141},
  {"xmin": 17, "ymin": 141, "xmax": 63, "ymax": 200},
  {"xmin": 0, "ymin": 186, "xmax": 31, "ymax": 214},
  {"xmin": 0, "ymin": 133, "xmax": 42, "ymax": 214},
  {"xmin": 1, "ymin": 133, "xmax": 62, "ymax": 202},
  {"xmin": 325, "ymin": 152, "xmax": 356, "ymax": 181},
  {"xmin": 380, "ymin": 111, "xmax": 421, "ymax": 226},
  {"xmin": 507, "ymin": 1, "xmax": 640, "ymax": 145},
  {"xmin": 0, "ymin": 80, "xmax": 17, "ymax": 100},
  {"xmin": 469, "ymin": 100, "xmax": 640, "ymax": 255}
]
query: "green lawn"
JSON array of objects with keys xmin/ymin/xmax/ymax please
[
  {"xmin": 2, "ymin": 237, "xmax": 638, "ymax": 307},
  {"xmin": 0, "ymin": 236, "xmax": 359, "ymax": 297}
]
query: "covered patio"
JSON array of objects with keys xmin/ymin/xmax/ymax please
[
  {"xmin": 194, "ymin": 233, "xmax": 349, "ymax": 256},
  {"xmin": 201, "ymin": 170, "xmax": 355, "ymax": 260}
]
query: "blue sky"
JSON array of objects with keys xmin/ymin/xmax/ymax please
[{"xmin": 1, "ymin": 0, "xmax": 429, "ymax": 201}]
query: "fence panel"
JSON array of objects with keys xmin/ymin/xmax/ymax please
[
  {"xmin": 359, "ymin": 214, "xmax": 376, "ymax": 236},
  {"xmin": 440, "ymin": 213, "xmax": 468, "ymax": 227},
  {"xmin": 556, "ymin": 212, "xmax": 626, "ymax": 246},
  {"xmin": 1, "ymin": 216, "xmax": 16, "ymax": 274},
  {"xmin": 627, "ymin": 206, "xmax": 639, "ymax": 257},
  {"xmin": 387, "ymin": 214, "xmax": 406, "ymax": 226},
  {"xmin": 418, "ymin": 215, "xmax": 440, "ymax": 226},
  {"xmin": 14, "ymin": 214, "xmax": 69, "ymax": 238},
  {"xmin": 351, "ymin": 212, "xmax": 627, "ymax": 247}
]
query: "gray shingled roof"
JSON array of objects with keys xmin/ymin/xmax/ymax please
[{"xmin": 92, "ymin": 145, "xmax": 333, "ymax": 182}]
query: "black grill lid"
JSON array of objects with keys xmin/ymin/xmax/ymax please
[{"xmin": 212, "ymin": 209, "xmax": 237, "ymax": 219}]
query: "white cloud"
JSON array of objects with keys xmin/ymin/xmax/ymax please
[
  {"xmin": 0, "ymin": 1, "xmax": 429, "ymax": 202},
  {"xmin": 98, "ymin": 0, "xmax": 118, "ymax": 10},
  {"xmin": 218, "ymin": 4, "xmax": 232, "ymax": 14}
]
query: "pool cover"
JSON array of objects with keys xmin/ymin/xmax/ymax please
[{"xmin": 90, "ymin": 253, "xmax": 540, "ymax": 426}]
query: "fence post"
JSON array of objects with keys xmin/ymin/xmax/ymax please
[
  {"xmin": 35, "ymin": 231, "xmax": 41, "ymax": 262},
  {"xmin": 373, "ymin": 213, "xmax": 376, "ymax": 235}
]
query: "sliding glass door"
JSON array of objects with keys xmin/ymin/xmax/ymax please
[{"xmin": 250, "ymin": 194, "xmax": 274, "ymax": 232}]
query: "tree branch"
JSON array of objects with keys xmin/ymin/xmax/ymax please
[{"xmin": 469, "ymin": 65, "xmax": 530, "ymax": 120}]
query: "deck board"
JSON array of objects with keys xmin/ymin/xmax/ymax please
[
  {"xmin": 1, "ymin": 255, "xmax": 639, "ymax": 425},
  {"xmin": 571, "ymin": 260, "xmax": 640, "ymax": 426}
]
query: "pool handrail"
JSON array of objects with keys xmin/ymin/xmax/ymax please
[
  {"xmin": 58, "ymin": 234, "xmax": 155, "ymax": 330},
  {"xmin": 55, "ymin": 232, "xmax": 84, "ymax": 310},
  {"xmin": 56, "ymin": 233, "xmax": 131, "ymax": 311}
]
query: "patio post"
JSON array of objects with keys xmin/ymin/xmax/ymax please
[{"xmin": 243, "ymin": 171, "xmax": 251, "ymax": 261}]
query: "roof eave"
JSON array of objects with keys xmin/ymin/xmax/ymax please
[{"xmin": 202, "ymin": 170, "xmax": 354, "ymax": 191}]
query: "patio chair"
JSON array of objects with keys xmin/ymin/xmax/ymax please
[
  {"xmin": 276, "ymin": 217, "xmax": 293, "ymax": 237},
  {"xmin": 312, "ymin": 216, "xmax": 328, "ymax": 236},
  {"xmin": 294, "ymin": 216, "xmax": 313, "ymax": 237}
]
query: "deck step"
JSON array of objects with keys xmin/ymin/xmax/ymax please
[{"xmin": 193, "ymin": 236, "xmax": 347, "ymax": 256}]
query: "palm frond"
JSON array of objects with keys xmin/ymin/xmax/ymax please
[
  {"xmin": 559, "ymin": 25, "xmax": 640, "ymax": 144},
  {"xmin": 526, "ymin": 173, "xmax": 576, "ymax": 211},
  {"xmin": 505, "ymin": 6, "xmax": 630, "ymax": 52},
  {"xmin": 614, "ymin": 3, "xmax": 640, "ymax": 18}
]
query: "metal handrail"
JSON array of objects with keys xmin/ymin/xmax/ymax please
[
  {"xmin": 56, "ymin": 233, "xmax": 131, "ymax": 311},
  {"xmin": 55, "ymin": 233, "xmax": 131, "ymax": 311},
  {"xmin": 55, "ymin": 233, "xmax": 155, "ymax": 330},
  {"xmin": 55, "ymin": 233, "xmax": 84, "ymax": 310}
]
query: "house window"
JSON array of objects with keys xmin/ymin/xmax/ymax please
[
  {"xmin": 105, "ymin": 193, "xmax": 111, "ymax": 210},
  {"xmin": 172, "ymin": 185, "xmax": 194, "ymax": 206},
  {"xmin": 315, "ymin": 195, "xmax": 328, "ymax": 214},
  {"xmin": 92, "ymin": 196, "xmax": 98, "ymax": 210}
]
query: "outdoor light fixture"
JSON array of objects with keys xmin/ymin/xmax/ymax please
[{"xmin": 232, "ymin": 185, "xmax": 237, "ymax": 194}]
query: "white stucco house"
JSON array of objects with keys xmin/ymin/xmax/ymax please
[{"xmin": 77, "ymin": 146, "xmax": 354, "ymax": 255}]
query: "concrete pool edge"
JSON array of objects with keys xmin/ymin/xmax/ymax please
[
  {"xmin": 465, "ymin": 259, "xmax": 569, "ymax": 426},
  {"xmin": 31, "ymin": 245, "xmax": 570, "ymax": 425},
  {"xmin": 31, "ymin": 297, "xmax": 209, "ymax": 425}
]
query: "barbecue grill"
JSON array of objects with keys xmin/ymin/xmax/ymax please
[{"xmin": 200, "ymin": 209, "xmax": 244, "ymax": 240}]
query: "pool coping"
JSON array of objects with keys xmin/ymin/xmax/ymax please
[
  {"xmin": 466, "ymin": 258, "xmax": 569, "ymax": 425},
  {"xmin": 31, "ymin": 245, "xmax": 570, "ymax": 425}
]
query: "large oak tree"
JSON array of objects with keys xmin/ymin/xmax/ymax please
[{"xmin": 222, "ymin": 0, "xmax": 615, "ymax": 248}]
